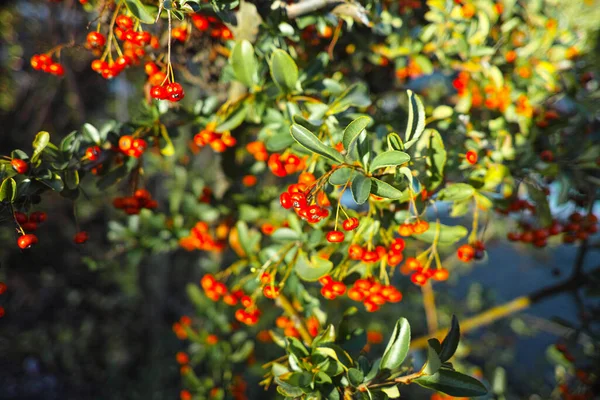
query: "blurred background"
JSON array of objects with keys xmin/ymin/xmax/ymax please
[{"xmin": 1, "ymin": 0, "xmax": 600, "ymax": 399}]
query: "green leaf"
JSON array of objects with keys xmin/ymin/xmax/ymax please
[
  {"xmin": 230, "ymin": 341, "xmax": 254, "ymax": 362},
  {"xmin": 269, "ymin": 49, "xmax": 299, "ymax": 93},
  {"xmin": 423, "ymin": 343, "xmax": 442, "ymax": 375},
  {"xmin": 387, "ymin": 132, "xmax": 404, "ymax": 151},
  {"xmin": 231, "ymin": 40, "xmax": 257, "ymax": 88},
  {"xmin": 31, "ymin": 131, "xmax": 50, "ymax": 163},
  {"xmin": 413, "ymin": 223, "xmax": 467, "ymax": 246},
  {"xmin": 414, "ymin": 369, "xmax": 487, "ymax": 397},
  {"xmin": 290, "ymin": 124, "xmax": 344, "ymax": 164},
  {"xmin": 342, "ymin": 116, "xmax": 371, "ymax": 151},
  {"xmin": 348, "ymin": 368, "xmax": 364, "ymax": 387},
  {"xmin": 351, "ymin": 173, "xmax": 371, "ymax": 205},
  {"xmin": 369, "ymin": 151, "xmax": 410, "ymax": 172},
  {"xmin": 65, "ymin": 170, "xmax": 79, "ymax": 190},
  {"xmin": 437, "ymin": 183, "xmax": 475, "ymax": 202},
  {"xmin": 0, "ymin": 178, "xmax": 17, "ymax": 202},
  {"xmin": 311, "ymin": 325, "xmax": 336, "ymax": 348},
  {"xmin": 423, "ymin": 129, "xmax": 446, "ymax": 190},
  {"xmin": 431, "ymin": 105, "xmax": 454, "ymax": 120},
  {"xmin": 38, "ymin": 173, "xmax": 64, "ymax": 192},
  {"xmin": 380, "ymin": 318, "xmax": 411, "ymax": 371},
  {"xmin": 287, "ymin": 337, "xmax": 310, "ymax": 358},
  {"xmin": 439, "ymin": 315, "xmax": 460, "ymax": 362},
  {"xmin": 527, "ymin": 183, "xmax": 552, "ymax": 227},
  {"xmin": 82, "ymin": 123, "xmax": 100, "ymax": 144},
  {"xmin": 314, "ymin": 371, "xmax": 332, "ymax": 385},
  {"xmin": 380, "ymin": 385, "xmax": 400, "ymax": 399},
  {"xmin": 216, "ymin": 103, "xmax": 247, "ymax": 132},
  {"xmin": 295, "ymin": 250, "xmax": 333, "ymax": 282},
  {"xmin": 329, "ymin": 167, "xmax": 354, "ymax": 185},
  {"xmin": 271, "ymin": 228, "xmax": 302, "ymax": 242},
  {"xmin": 370, "ymin": 178, "xmax": 407, "ymax": 200},
  {"xmin": 404, "ymin": 90, "xmax": 426, "ymax": 150},
  {"xmin": 123, "ymin": 0, "xmax": 156, "ymax": 24},
  {"xmin": 328, "ymin": 82, "xmax": 371, "ymax": 115}
]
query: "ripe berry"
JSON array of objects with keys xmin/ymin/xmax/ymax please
[
  {"xmin": 150, "ymin": 85, "xmax": 167, "ymax": 100},
  {"xmin": 412, "ymin": 220, "xmax": 429, "ymax": 234},
  {"xmin": 348, "ymin": 244, "xmax": 365, "ymax": 260},
  {"xmin": 364, "ymin": 300, "xmax": 380, "ymax": 312},
  {"xmin": 433, "ymin": 268, "xmax": 449, "ymax": 281},
  {"xmin": 389, "ymin": 238, "xmax": 405, "ymax": 254},
  {"xmin": 29, "ymin": 211, "xmax": 47, "ymax": 223},
  {"xmin": 165, "ymin": 82, "xmax": 185, "ymax": 102},
  {"xmin": 116, "ymin": 15, "xmax": 134, "ymax": 30},
  {"xmin": 11, "ymin": 158, "xmax": 29, "ymax": 174},
  {"xmin": 279, "ymin": 192, "xmax": 292, "ymax": 209},
  {"xmin": 465, "ymin": 150, "xmax": 478, "ymax": 165},
  {"xmin": 21, "ymin": 221, "xmax": 38, "ymax": 232},
  {"xmin": 85, "ymin": 146, "xmax": 102, "ymax": 161},
  {"xmin": 14, "ymin": 212, "xmax": 27, "ymax": 224},
  {"xmin": 342, "ymin": 217, "xmax": 359, "ymax": 231},
  {"xmin": 86, "ymin": 32, "xmax": 106, "ymax": 48},
  {"xmin": 0, "ymin": 282, "xmax": 6, "ymax": 295},
  {"xmin": 119, "ymin": 135, "xmax": 133, "ymax": 152},
  {"xmin": 48, "ymin": 63, "xmax": 65, "ymax": 76},
  {"xmin": 398, "ymin": 223, "xmax": 413, "ymax": 236},
  {"xmin": 457, "ymin": 244, "xmax": 475, "ymax": 262},
  {"xmin": 410, "ymin": 272, "xmax": 428, "ymax": 286},
  {"xmin": 17, "ymin": 233, "xmax": 38, "ymax": 249},
  {"xmin": 73, "ymin": 231, "xmax": 89, "ymax": 244},
  {"xmin": 263, "ymin": 285, "xmax": 280, "ymax": 299},
  {"xmin": 540, "ymin": 150, "xmax": 554, "ymax": 162}
]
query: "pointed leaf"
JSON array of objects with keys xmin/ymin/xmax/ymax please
[
  {"xmin": 370, "ymin": 178, "xmax": 408, "ymax": 200},
  {"xmin": 0, "ymin": 178, "xmax": 17, "ymax": 202},
  {"xmin": 424, "ymin": 343, "xmax": 442, "ymax": 375},
  {"xmin": 329, "ymin": 167, "xmax": 354, "ymax": 185},
  {"xmin": 404, "ymin": 90, "xmax": 426, "ymax": 149},
  {"xmin": 439, "ymin": 316, "xmax": 460, "ymax": 362},
  {"xmin": 437, "ymin": 183, "xmax": 475, "ymax": 202},
  {"xmin": 295, "ymin": 250, "xmax": 333, "ymax": 282},
  {"xmin": 31, "ymin": 131, "xmax": 50, "ymax": 163},
  {"xmin": 380, "ymin": 318, "xmax": 411, "ymax": 371},
  {"xmin": 123, "ymin": 0, "xmax": 156, "ymax": 24},
  {"xmin": 414, "ymin": 369, "xmax": 487, "ymax": 397}
]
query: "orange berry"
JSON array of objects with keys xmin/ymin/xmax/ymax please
[
  {"xmin": 242, "ymin": 175, "xmax": 257, "ymax": 187},
  {"xmin": 398, "ymin": 223, "xmax": 413, "ymax": 236},
  {"xmin": 176, "ymin": 351, "xmax": 189, "ymax": 365},
  {"xmin": 412, "ymin": 220, "xmax": 429, "ymax": 234},
  {"xmin": 206, "ymin": 334, "xmax": 219, "ymax": 345},
  {"xmin": 466, "ymin": 150, "xmax": 478, "ymax": 165},
  {"xmin": 457, "ymin": 244, "xmax": 475, "ymax": 262}
]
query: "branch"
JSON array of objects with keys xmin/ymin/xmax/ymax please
[
  {"xmin": 285, "ymin": 0, "xmax": 342, "ymax": 19},
  {"xmin": 410, "ymin": 264, "xmax": 600, "ymax": 349}
]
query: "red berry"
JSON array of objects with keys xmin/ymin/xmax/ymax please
[
  {"xmin": 410, "ymin": 272, "xmax": 428, "ymax": 286},
  {"xmin": 412, "ymin": 220, "xmax": 429, "ymax": 234},
  {"xmin": 17, "ymin": 234, "xmax": 38, "ymax": 249},
  {"xmin": 389, "ymin": 238, "xmax": 405, "ymax": 254},
  {"xmin": 457, "ymin": 244, "xmax": 475, "ymax": 262},
  {"xmin": 29, "ymin": 211, "xmax": 47, "ymax": 223},
  {"xmin": 150, "ymin": 85, "xmax": 168, "ymax": 100},
  {"xmin": 263, "ymin": 285, "xmax": 280, "ymax": 299},
  {"xmin": 85, "ymin": 146, "xmax": 102, "ymax": 161},
  {"xmin": 86, "ymin": 31, "xmax": 106, "ymax": 48},
  {"xmin": 342, "ymin": 217, "xmax": 359, "ymax": 231},
  {"xmin": 48, "ymin": 63, "xmax": 65, "ymax": 76},
  {"xmin": 119, "ymin": 135, "xmax": 133, "ymax": 152},
  {"xmin": 11, "ymin": 159, "xmax": 29, "ymax": 174},
  {"xmin": 279, "ymin": 192, "xmax": 292, "ymax": 209},
  {"xmin": 465, "ymin": 150, "xmax": 478, "ymax": 165},
  {"xmin": 116, "ymin": 15, "xmax": 134, "ymax": 30},
  {"xmin": 432, "ymin": 268, "xmax": 449, "ymax": 281},
  {"xmin": 540, "ymin": 150, "xmax": 554, "ymax": 162},
  {"xmin": 0, "ymin": 282, "xmax": 7, "ymax": 295},
  {"xmin": 14, "ymin": 212, "xmax": 27, "ymax": 224},
  {"xmin": 74, "ymin": 231, "xmax": 89, "ymax": 244},
  {"xmin": 348, "ymin": 244, "xmax": 365, "ymax": 260},
  {"xmin": 165, "ymin": 82, "xmax": 185, "ymax": 102}
]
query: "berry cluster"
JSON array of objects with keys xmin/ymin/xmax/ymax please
[
  {"xmin": 245, "ymin": 141, "xmax": 268, "ymax": 161},
  {"xmin": 89, "ymin": 15, "xmax": 159, "ymax": 80},
  {"xmin": 17, "ymin": 233, "xmax": 38, "ymax": 249},
  {"xmin": 191, "ymin": 13, "xmax": 233, "ymax": 40},
  {"xmin": 506, "ymin": 213, "xmax": 598, "ymax": 247},
  {"xmin": 402, "ymin": 257, "xmax": 450, "ymax": 286},
  {"xmin": 179, "ymin": 221, "xmax": 227, "ymax": 252},
  {"xmin": 172, "ymin": 315, "xmax": 193, "ymax": 340},
  {"xmin": 324, "ymin": 217, "xmax": 359, "ymax": 243},
  {"xmin": 348, "ymin": 237, "xmax": 406, "ymax": 267},
  {"xmin": 118, "ymin": 135, "xmax": 147, "ymax": 158},
  {"xmin": 30, "ymin": 54, "xmax": 64, "ymax": 76},
  {"xmin": 268, "ymin": 153, "xmax": 306, "ymax": 177},
  {"xmin": 200, "ymin": 274, "xmax": 261, "ymax": 326},
  {"xmin": 112, "ymin": 189, "xmax": 158, "ymax": 215},
  {"xmin": 150, "ymin": 82, "xmax": 185, "ymax": 102},
  {"xmin": 280, "ymin": 185, "xmax": 330, "ymax": 223},
  {"xmin": 347, "ymin": 278, "xmax": 403, "ymax": 312},
  {"xmin": 14, "ymin": 211, "xmax": 47, "ymax": 233},
  {"xmin": 319, "ymin": 276, "xmax": 347, "ymax": 300},
  {"xmin": 398, "ymin": 220, "xmax": 430, "ymax": 236},
  {"xmin": 193, "ymin": 123, "xmax": 236, "ymax": 152},
  {"xmin": 275, "ymin": 316, "xmax": 319, "ymax": 338},
  {"xmin": 84, "ymin": 146, "xmax": 102, "ymax": 161}
]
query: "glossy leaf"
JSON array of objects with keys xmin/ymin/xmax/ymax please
[
  {"xmin": 413, "ymin": 223, "xmax": 467, "ymax": 246},
  {"xmin": 369, "ymin": 151, "xmax": 410, "ymax": 172},
  {"xmin": 370, "ymin": 178, "xmax": 407, "ymax": 200},
  {"xmin": 342, "ymin": 116, "xmax": 371, "ymax": 151},
  {"xmin": 231, "ymin": 40, "xmax": 257, "ymax": 88},
  {"xmin": 290, "ymin": 124, "xmax": 344, "ymax": 164},
  {"xmin": 271, "ymin": 228, "xmax": 302, "ymax": 242},
  {"xmin": 351, "ymin": 173, "xmax": 371, "ymax": 205},
  {"xmin": 348, "ymin": 368, "xmax": 364, "ymax": 387},
  {"xmin": 423, "ymin": 342, "xmax": 442, "ymax": 375},
  {"xmin": 404, "ymin": 90, "xmax": 426, "ymax": 150},
  {"xmin": 31, "ymin": 131, "xmax": 50, "ymax": 163},
  {"xmin": 329, "ymin": 167, "xmax": 354, "ymax": 185},
  {"xmin": 269, "ymin": 49, "xmax": 299, "ymax": 93},
  {"xmin": 0, "ymin": 177, "xmax": 17, "ymax": 202},
  {"xmin": 380, "ymin": 318, "xmax": 411, "ymax": 371},
  {"xmin": 123, "ymin": 0, "xmax": 155, "ymax": 24},
  {"xmin": 439, "ymin": 315, "xmax": 460, "ymax": 362},
  {"xmin": 414, "ymin": 369, "xmax": 487, "ymax": 397}
]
